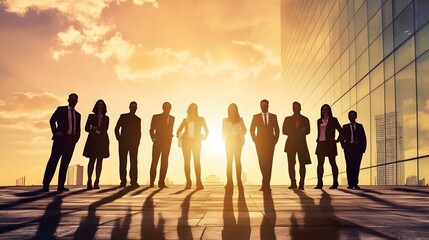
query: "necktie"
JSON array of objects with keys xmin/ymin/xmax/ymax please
[
  {"xmin": 70, "ymin": 109, "xmax": 75, "ymax": 135},
  {"xmin": 166, "ymin": 116, "xmax": 169, "ymax": 126},
  {"xmin": 353, "ymin": 124, "xmax": 357, "ymax": 143},
  {"xmin": 264, "ymin": 114, "xmax": 268, "ymax": 126}
]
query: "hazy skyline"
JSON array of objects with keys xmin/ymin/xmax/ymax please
[{"xmin": 0, "ymin": 0, "xmax": 285, "ymax": 186}]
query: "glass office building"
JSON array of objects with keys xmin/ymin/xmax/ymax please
[{"xmin": 281, "ymin": 0, "xmax": 429, "ymax": 185}]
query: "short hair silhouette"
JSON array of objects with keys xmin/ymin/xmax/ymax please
[
  {"xmin": 260, "ymin": 99, "xmax": 269, "ymax": 105},
  {"xmin": 69, "ymin": 93, "xmax": 78, "ymax": 99}
]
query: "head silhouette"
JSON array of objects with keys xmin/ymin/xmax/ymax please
[
  {"xmin": 68, "ymin": 93, "xmax": 78, "ymax": 108},
  {"xmin": 92, "ymin": 99, "xmax": 107, "ymax": 115},
  {"xmin": 129, "ymin": 101, "xmax": 137, "ymax": 114},
  {"xmin": 292, "ymin": 101, "xmax": 301, "ymax": 115},
  {"xmin": 348, "ymin": 110, "xmax": 357, "ymax": 123},
  {"xmin": 162, "ymin": 102, "xmax": 172, "ymax": 115},
  {"xmin": 260, "ymin": 99, "xmax": 269, "ymax": 113},
  {"xmin": 227, "ymin": 103, "xmax": 241, "ymax": 123},
  {"xmin": 320, "ymin": 104, "xmax": 333, "ymax": 118},
  {"xmin": 187, "ymin": 103, "xmax": 198, "ymax": 119}
]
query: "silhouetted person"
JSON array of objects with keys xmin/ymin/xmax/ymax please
[
  {"xmin": 83, "ymin": 99, "xmax": 110, "ymax": 190},
  {"xmin": 149, "ymin": 102, "xmax": 175, "ymax": 188},
  {"xmin": 340, "ymin": 110, "xmax": 367, "ymax": 190},
  {"xmin": 282, "ymin": 101, "xmax": 311, "ymax": 190},
  {"xmin": 115, "ymin": 101, "xmax": 141, "ymax": 188},
  {"xmin": 222, "ymin": 103, "xmax": 247, "ymax": 191},
  {"xmin": 315, "ymin": 104, "xmax": 342, "ymax": 189},
  {"xmin": 176, "ymin": 103, "xmax": 209, "ymax": 190},
  {"xmin": 42, "ymin": 93, "xmax": 81, "ymax": 192},
  {"xmin": 250, "ymin": 99, "xmax": 280, "ymax": 191}
]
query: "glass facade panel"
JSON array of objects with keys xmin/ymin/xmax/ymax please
[
  {"xmin": 395, "ymin": 62, "xmax": 417, "ymax": 160},
  {"xmin": 416, "ymin": 22, "xmax": 429, "ymax": 58},
  {"xmin": 357, "ymin": 96, "xmax": 371, "ymax": 168},
  {"xmin": 394, "ymin": 36, "xmax": 415, "ymax": 72},
  {"xmin": 281, "ymin": 0, "xmax": 428, "ymax": 186},
  {"xmin": 382, "ymin": 0, "xmax": 393, "ymax": 29},
  {"xmin": 416, "ymin": 51, "xmax": 429, "ymax": 156},
  {"xmin": 393, "ymin": 0, "xmax": 412, "ymax": 18},
  {"xmin": 369, "ymin": 34, "xmax": 383, "ymax": 70},
  {"xmin": 418, "ymin": 157, "xmax": 429, "ymax": 186},
  {"xmin": 393, "ymin": 3, "xmax": 414, "ymax": 49},
  {"xmin": 383, "ymin": 24, "xmax": 394, "ymax": 57},
  {"xmin": 403, "ymin": 160, "xmax": 417, "ymax": 185},
  {"xmin": 370, "ymin": 62, "xmax": 384, "ymax": 91},
  {"xmin": 369, "ymin": 9, "xmax": 382, "ymax": 44},
  {"xmin": 416, "ymin": 0, "xmax": 429, "ymax": 29},
  {"xmin": 371, "ymin": 86, "xmax": 385, "ymax": 171}
]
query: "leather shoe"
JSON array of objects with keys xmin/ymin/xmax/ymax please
[
  {"xmin": 347, "ymin": 186, "xmax": 353, "ymax": 189},
  {"xmin": 41, "ymin": 187, "xmax": 49, "ymax": 192},
  {"xmin": 120, "ymin": 182, "xmax": 126, "ymax": 187},
  {"xmin": 354, "ymin": 185, "xmax": 361, "ymax": 190},
  {"xmin": 314, "ymin": 185, "xmax": 323, "ymax": 189},
  {"xmin": 329, "ymin": 185, "xmax": 338, "ymax": 189},
  {"xmin": 131, "ymin": 183, "xmax": 140, "ymax": 188},
  {"xmin": 298, "ymin": 185, "xmax": 304, "ymax": 190},
  {"xmin": 288, "ymin": 185, "xmax": 297, "ymax": 190},
  {"xmin": 57, "ymin": 187, "xmax": 69, "ymax": 192}
]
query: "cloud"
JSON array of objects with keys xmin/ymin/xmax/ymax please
[
  {"xmin": 0, "ymin": 92, "xmax": 61, "ymax": 118},
  {"xmin": 2, "ymin": 0, "xmax": 158, "ymax": 61},
  {"xmin": 115, "ymin": 40, "xmax": 280, "ymax": 82}
]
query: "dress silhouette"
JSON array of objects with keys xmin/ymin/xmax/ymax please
[{"xmin": 83, "ymin": 99, "xmax": 110, "ymax": 190}]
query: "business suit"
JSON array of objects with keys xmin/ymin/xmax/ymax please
[
  {"xmin": 282, "ymin": 114, "xmax": 311, "ymax": 188},
  {"xmin": 340, "ymin": 122, "xmax": 366, "ymax": 188},
  {"xmin": 250, "ymin": 113, "xmax": 280, "ymax": 190},
  {"xmin": 43, "ymin": 106, "xmax": 81, "ymax": 190},
  {"xmin": 115, "ymin": 113, "xmax": 141, "ymax": 186},
  {"xmin": 149, "ymin": 113, "xmax": 175, "ymax": 187}
]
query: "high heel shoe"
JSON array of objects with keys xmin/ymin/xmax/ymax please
[
  {"xmin": 87, "ymin": 180, "xmax": 93, "ymax": 190},
  {"xmin": 94, "ymin": 180, "xmax": 100, "ymax": 189},
  {"xmin": 329, "ymin": 183, "xmax": 338, "ymax": 189}
]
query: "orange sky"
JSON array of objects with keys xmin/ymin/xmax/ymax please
[{"xmin": 0, "ymin": 0, "xmax": 288, "ymax": 186}]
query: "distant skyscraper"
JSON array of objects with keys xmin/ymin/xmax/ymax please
[
  {"xmin": 67, "ymin": 165, "xmax": 84, "ymax": 186},
  {"xmin": 16, "ymin": 176, "xmax": 25, "ymax": 186},
  {"xmin": 205, "ymin": 175, "xmax": 221, "ymax": 184}
]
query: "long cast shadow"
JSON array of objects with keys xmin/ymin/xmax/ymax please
[
  {"xmin": 393, "ymin": 187, "xmax": 429, "ymax": 195},
  {"xmin": 0, "ymin": 189, "xmax": 86, "ymax": 235},
  {"xmin": 260, "ymin": 190, "xmax": 276, "ymax": 240},
  {"xmin": 222, "ymin": 188, "xmax": 251, "ymax": 240},
  {"xmin": 177, "ymin": 189, "xmax": 198, "ymax": 240},
  {"xmin": 291, "ymin": 190, "xmax": 396, "ymax": 240},
  {"xmin": 73, "ymin": 187, "xmax": 134, "ymax": 240},
  {"xmin": 338, "ymin": 188, "xmax": 427, "ymax": 212},
  {"xmin": 111, "ymin": 206, "xmax": 132, "ymax": 239},
  {"xmin": 141, "ymin": 188, "xmax": 165, "ymax": 240}
]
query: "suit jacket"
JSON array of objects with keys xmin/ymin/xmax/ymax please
[
  {"xmin": 316, "ymin": 117, "xmax": 342, "ymax": 142},
  {"xmin": 115, "ymin": 113, "xmax": 141, "ymax": 145},
  {"xmin": 176, "ymin": 117, "xmax": 209, "ymax": 141},
  {"xmin": 340, "ymin": 122, "xmax": 367, "ymax": 153},
  {"xmin": 282, "ymin": 114, "xmax": 310, "ymax": 153},
  {"xmin": 250, "ymin": 113, "xmax": 280, "ymax": 146},
  {"xmin": 149, "ymin": 113, "xmax": 175, "ymax": 143},
  {"xmin": 222, "ymin": 118, "xmax": 247, "ymax": 145},
  {"xmin": 50, "ymin": 106, "xmax": 81, "ymax": 143}
]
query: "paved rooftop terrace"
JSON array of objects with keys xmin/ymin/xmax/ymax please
[{"xmin": 1, "ymin": 185, "xmax": 429, "ymax": 239}]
